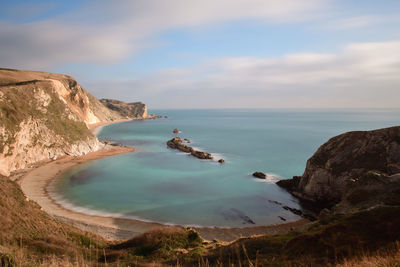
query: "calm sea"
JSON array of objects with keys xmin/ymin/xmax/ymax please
[{"xmin": 50, "ymin": 109, "xmax": 400, "ymax": 227}]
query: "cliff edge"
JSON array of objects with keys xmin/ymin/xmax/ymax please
[
  {"xmin": 277, "ymin": 126, "xmax": 400, "ymax": 213},
  {"xmin": 100, "ymin": 99, "xmax": 151, "ymax": 119},
  {"xmin": 0, "ymin": 68, "xmax": 128, "ymax": 176}
]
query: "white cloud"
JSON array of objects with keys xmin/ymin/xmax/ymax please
[
  {"xmin": 0, "ymin": 0, "xmax": 329, "ymax": 68},
  {"xmin": 324, "ymin": 15, "xmax": 380, "ymax": 30},
  {"xmin": 89, "ymin": 41, "xmax": 400, "ymax": 108}
]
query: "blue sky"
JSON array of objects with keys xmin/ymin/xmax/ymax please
[{"xmin": 1, "ymin": 0, "xmax": 399, "ymax": 108}]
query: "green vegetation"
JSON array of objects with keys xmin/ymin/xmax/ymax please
[
  {"xmin": 0, "ymin": 85, "xmax": 40, "ymax": 153},
  {"xmin": 45, "ymin": 91, "xmax": 91, "ymax": 143},
  {"xmin": 0, "ymin": 80, "xmax": 92, "ymax": 155}
]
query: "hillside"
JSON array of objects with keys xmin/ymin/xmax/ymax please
[
  {"xmin": 0, "ymin": 68, "xmax": 128, "ymax": 176},
  {"xmin": 100, "ymin": 99, "xmax": 150, "ymax": 119},
  {"xmin": 277, "ymin": 126, "xmax": 400, "ymax": 214}
]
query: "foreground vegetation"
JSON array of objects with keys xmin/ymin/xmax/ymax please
[{"xmin": 2, "ymin": 175, "xmax": 400, "ymax": 266}]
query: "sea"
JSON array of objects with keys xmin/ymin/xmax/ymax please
[{"xmin": 49, "ymin": 109, "xmax": 400, "ymax": 228}]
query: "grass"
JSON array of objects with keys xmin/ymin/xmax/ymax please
[
  {"xmin": 106, "ymin": 227, "xmax": 203, "ymax": 263},
  {"xmin": 2, "ymin": 170, "xmax": 400, "ymax": 266},
  {"xmin": 195, "ymin": 206, "xmax": 400, "ymax": 266},
  {"xmin": 0, "ymin": 79, "xmax": 93, "ymax": 156},
  {"xmin": 0, "ymin": 175, "xmax": 107, "ymax": 266}
]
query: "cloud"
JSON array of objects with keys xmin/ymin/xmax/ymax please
[
  {"xmin": 88, "ymin": 41, "xmax": 400, "ymax": 109},
  {"xmin": 324, "ymin": 15, "xmax": 380, "ymax": 30},
  {"xmin": 0, "ymin": 0, "xmax": 328, "ymax": 68}
]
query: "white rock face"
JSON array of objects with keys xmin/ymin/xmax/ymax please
[
  {"xmin": 0, "ymin": 68, "xmax": 123, "ymax": 177},
  {"xmin": 0, "ymin": 118, "xmax": 100, "ymax": 177}
]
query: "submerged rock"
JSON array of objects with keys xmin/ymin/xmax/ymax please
[
  {"xmin": 252, "ymin": 172, "xmax": 266, "ymax": 179},
  {"xmin": 278, "ymin": 216, "xmax": 286, "ymax": 221}
]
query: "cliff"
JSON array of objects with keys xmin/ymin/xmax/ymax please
[
  {"xmin": 277, "ymin": 126, "xmax": 400, "ymax": 213},
  {"xmin": 100, "ymin": 99, "xmax": 150, "ymax": 119},
  {"xmin": 0, "ymin": 68, "xmax": 126, "ymax": 176}
]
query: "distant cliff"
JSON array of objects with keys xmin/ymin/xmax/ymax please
[
  {"xmin": 277, "ymin": 126, "xmax": 400, "ymax": 213},
  {"xmin": 0, "ymin": 68, "xmax": 142, "ymax": 176},
  {"xmin": 100, "ymin": 99, "xmax": 150, "ymax": 119}
]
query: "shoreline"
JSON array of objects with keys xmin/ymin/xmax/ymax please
[
  {"xmin": 18, "ymin": 120, "xmax": 310, "ymax": 242},
  {"xmin": 88, "ymin": 118, "xmax": 134, "ymax": 136}
]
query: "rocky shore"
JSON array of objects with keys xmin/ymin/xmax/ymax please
[{"xmin": 277, "ymin": 126, "xmax": 400, "ymax": 215}]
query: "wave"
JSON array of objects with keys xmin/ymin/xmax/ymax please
[
  {"xmin": 252, "ymin": 172, "xmax": 282, "ymax": 184},
  {"xmin": 92, "ymin": 125, "xmax": 105, "ymax": 136},
  {"xmin": 47, "ymin": 185, "xmax": 239, "ymax": 229}
]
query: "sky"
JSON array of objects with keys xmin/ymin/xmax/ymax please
[{"xmin": 1, "ymin": 0, "xmax": 400, "ymax": 109}]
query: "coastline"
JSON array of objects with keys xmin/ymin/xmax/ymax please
[
  {"xmin": 18, "ymin": 120, "xmax": 310, "ymax": 242},
  {"xmin": 88, "ymin": 118, "xmax": 133, "ymax": 135}
]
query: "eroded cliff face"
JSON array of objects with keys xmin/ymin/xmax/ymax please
[
  {"xmin": 99, "ymin": 99, "xmax": 150, "ymax": 119},
  {"xmin": 277, "ymin": 126, "xmax": 400, "ymax": 212},
  {"xmin": 0, "ymin": 68, "xmax": 124, "ymax": 176}
]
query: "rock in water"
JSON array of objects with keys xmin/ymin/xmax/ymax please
[
  {"xmin": 218, "ymin": 159, "xmax": 225, "ymax": 164},
  {"xmin": 252, "ymin": 172, "xmax": 266, "ymax": 179},
  {"xmin": 166, "ymin": 137, "xmax": 213, "ymax": 160},
  {"xmin": 173, "ymin": 128, "xmax": 180, "ymax": 133},
  {"xmin": 191, "ymin": 150, "xmax": 213, "ymax": 160},
  {"xmin": 167, "ymin": 137, "xmax": 193, "ymax": 152}
]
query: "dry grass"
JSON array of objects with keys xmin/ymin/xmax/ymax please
[
  {"xmin": 0, "ymin": 175, "xmax": 107, "ymax": 266},
  {"xmin": 2, "ymin": 171, "xmax": 400, "ymax": 266},
  {"xmin": 337, "ymin": 243, "xmax": 400, "ymax": 267}
]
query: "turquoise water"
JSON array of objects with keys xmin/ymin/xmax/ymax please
[{"xmin": 52, "ymin": 109, "xmax": 400, "ymax": 227}]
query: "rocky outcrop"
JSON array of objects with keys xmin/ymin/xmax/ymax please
[
  {"xmin": 277, "ymin": 126, "xmax": 400, "ymax": 212},
  {"xmin": 190, "ymin": 150, "xmax": 213, "ymax": 160},
  {"xmin": 252, "ymin": 172, "xmax": 266, "ymax": 179},
  {"xmin": 167, "ymin": 137, "xmax": 213, "ymax": 160},
  {"xmin": 0, "ymin": 68, "xmax": 135, "ymax": 176},
  {"xmin": 100, "ymin": 99, "xmax": 151, "ymax": 119}
]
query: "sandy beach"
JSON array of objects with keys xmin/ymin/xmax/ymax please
[
  {"xmin": 18, "ymin": 121, "xmax": 310, "ymax": 242},
  {"xmin": 88, "ymin": 119, "xmax": 133, "ymax": 135}
]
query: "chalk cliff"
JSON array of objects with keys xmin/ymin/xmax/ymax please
[{"xmin": 0, "ymin": 68, "xmax": 130, "ymax": 176}]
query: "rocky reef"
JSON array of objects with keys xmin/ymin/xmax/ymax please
[
  {"xmin": 167, "ymin": 137, "xmax": 213, "ymax": 160},
  {"xmin": 277, "ymin": 126, "xmax": 400, "ymax": 214},
  {"xmin": 0, "ymin": 68, "xmax": 144, "ymax": 176}
]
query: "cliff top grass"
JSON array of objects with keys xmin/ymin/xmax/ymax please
[
  {"xmin": 0, "ymin": 72, "xmax": 92, "ymax": 154},
  {"xmin": 0, "ymin": 68, "xmax": 71, "ymax": 86}
]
